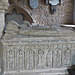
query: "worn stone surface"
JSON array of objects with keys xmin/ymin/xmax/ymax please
[
  {"xmin": 1, "ymin": 21, "xmax": 75, "ymax": 75},
  {"xmin": 0, "ymin": 1, "xmax": 9, "ymax": 38}
]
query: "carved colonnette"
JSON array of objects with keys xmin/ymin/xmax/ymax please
[
  {"xmin": 1, "ymin": 37, "xmax": 75, "ymax": 75},
  {"xmin": 1, "ymin": 21, "xmax": 75, "ymax": 75}
]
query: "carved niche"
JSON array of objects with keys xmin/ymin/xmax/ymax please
[
  {"xmin": 26, "ymin": 48, "xmax": 35, "ymax": 69},
  {"xmin": 53, "ymin": 47, "xmax": 61, "ymax": 68},
  {"xmin": 62, "ymin": 47, "xmax": 71, "ymax": 67},
  {"xmin": 6, "ymin": 50, "xmax": 15, "ymax": 70},
  {"xmin": 16, "ymin": 49, "xmax": 25, "ymax": 70},
  {"xmin": 5, "ymin": 46, "xmax": 15, "ymax": 71},
  {"xmin": 46, "ymin": 50, "xmax": 52, "ymax": 67}
]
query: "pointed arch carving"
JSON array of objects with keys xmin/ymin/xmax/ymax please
[{"xmin": 5, "ymin": 4, "xmax": 34, "ymax": 24}]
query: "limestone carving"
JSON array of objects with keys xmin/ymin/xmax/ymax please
[
  {"xmin": 46, "ymin": 50, "xmax": 52, "ymax": 67},
  {"xmin": 4, "ymin": 21, "xmax": 31, "ymax": 37},
  {"xmin": 26, "ymin": 49, "xmax": 35, "ymax": 69},
  {"xmin": 53, "ymin": 48, "xmax": 61, "ymax": 68},
  {"xmin": 37, "ymin": 49, "xmax": 44, "ymax": 67},
  {"xmin": 62, "ymin": 47, "xmax": 71, "ymax": 67},
  {"xmin": 16, "ymin": 49, "xmax": 25, "ymax": 70},
  {"xmin": 2, "ymin": 44, "xmax": 75, "ymax": 70},
  {"xmin": 2, "ymin": 21, "xmax": 75, "ymax": 75},
  {"xmin": 6, "ymin": 47, "xmax": 15, "ymax": 71}
]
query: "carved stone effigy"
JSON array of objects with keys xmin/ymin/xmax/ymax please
[{"xmin": 1, "ymin": 21, "xmax": 75, "ymax": 75}]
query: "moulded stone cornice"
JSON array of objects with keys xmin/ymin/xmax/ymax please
[
  {"xmin": 0, "ymin": 2, "xmax": 9, "ymax": 10},
  {"xmin": 0, "ymin": 10, "xmax": 5, "ymax": 13}
]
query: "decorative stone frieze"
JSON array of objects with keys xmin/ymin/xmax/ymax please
[
  {"xmin": 1, "ymin": 21, "xmax": 75, "ymax": 75},
  {"xmin": 1, "ymin": 37, "xmax": 75, "ymax": 75}
]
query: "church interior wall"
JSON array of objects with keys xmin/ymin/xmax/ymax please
[{"xmin": 13, "ymin": 0, "xmax": 74, "ymax": 26}]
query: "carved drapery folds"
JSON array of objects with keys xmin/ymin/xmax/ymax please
[
  {"xmin": 46, "ymin": 50, "xmax": 52, "ymax": 67},
  {"xmin": 16, "ymin": 48, "xmax": 25, "ymax": 70},
  {"xmin": 53, "ymin": 47, "xmax": 61, "ymax": 68},
  {"xmin": 0, "ymin": 0, "xmax": 9, "ymax": 37},
  {"xmin": 62, "ymin": 47, "xmax": 71, "ymax": 67},
  {"xmin": 26, "ymin": 47, "xmax": 35, "ymax": 69},
  {"xmin": 6, "ymin": 49, "xmax": 15, "ymax": 70}
]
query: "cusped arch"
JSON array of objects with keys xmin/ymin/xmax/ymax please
[{"xmin": 5, "ymin": 4, "xmax": 34, "ymax": 24}]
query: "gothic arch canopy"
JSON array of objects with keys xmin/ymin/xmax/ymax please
[{"xmin": 5, "ymin": 4, "xmax": 34, "ymax": 24}]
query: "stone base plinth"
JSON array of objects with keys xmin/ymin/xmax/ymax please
[{"xmin": 3, "ymin": 68, "xmax": 68, "ymax": 75}]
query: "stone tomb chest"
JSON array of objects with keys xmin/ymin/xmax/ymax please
[{"xmin": 1, "ymin": 21, "xmax": 75, "ymax": 75}]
